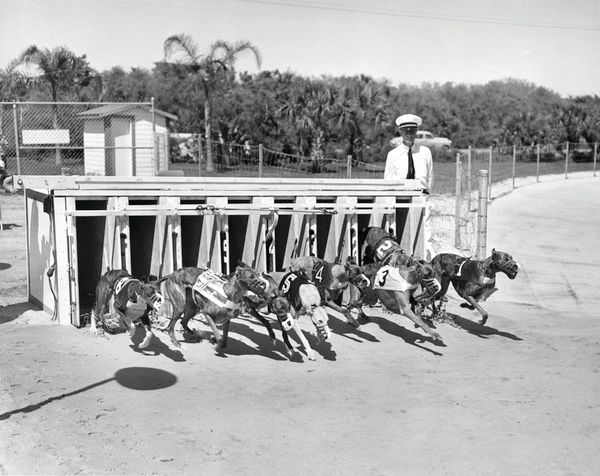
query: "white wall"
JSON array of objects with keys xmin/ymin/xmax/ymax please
[
  {"xmin": 83, "ymin": 119, "xmax": 106, "ymax": 175},
  {"xmin": 133, "ymin": 110, "xmax": 167, "ymax": 176}
]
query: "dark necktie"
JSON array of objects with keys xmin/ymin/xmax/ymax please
[{"xmin": 406, "ymin": 146, "xmax": 415, "ymax": 179}]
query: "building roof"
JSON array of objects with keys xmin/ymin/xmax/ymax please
[{"xmin": 77, "ymin": 104, "xmax": 178, "ymax": 121}]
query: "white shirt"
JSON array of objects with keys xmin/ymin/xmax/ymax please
[{"xmin": 384, "ymin": 143, "xmax": 433, "ymax": 192}]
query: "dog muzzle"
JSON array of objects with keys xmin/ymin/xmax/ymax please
[
  {"xmin": 414, "ymin": 278, "xmax": 441, "ymax": 302},
  {"xmin": 504, "ymin": 262, "xmax": 519, "ymax": 279},
  {"xmin": 351, "ymin": 274, "xmax": 371, "ymax": 290},
  {"xmin": 310, "ymin": 307, "xmax": 330, "ymax": 342},
  {"xmin": 281, "ymin": 313, "xmax": 295, "ymax": 332},
  {"xmin": 143, "ymin": 292, "xmax": 163, "ymax": 313}
]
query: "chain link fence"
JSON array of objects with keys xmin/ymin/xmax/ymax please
[{"xmin": 0, "ymin": 101, "xmax": 169, "ymax": 177}]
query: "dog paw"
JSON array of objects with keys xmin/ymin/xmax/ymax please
[
  {"xmin": 139, "ymin": 334, "xmax": 153, "ymax": 349},
  {"xmin": 431, "ymin": 332, "xmax": 444, "ymax": 344},
  {"xmin": 345, "ymin": 314, "xmax": 360, "ymax": 329},
  {"xmin": 306, "ymin": 349, "xmax": 317, "ymax": 361}
]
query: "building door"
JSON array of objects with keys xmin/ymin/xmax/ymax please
[{"xmin": 112, "ymin": 117, "xmax": 133, "ymax": 176}]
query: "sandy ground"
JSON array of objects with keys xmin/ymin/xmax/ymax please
[{"xmin": 1, "ymin": 174, "xmax": 599, "ymax": 475}]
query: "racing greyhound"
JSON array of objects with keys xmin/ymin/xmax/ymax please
[
  {"xmin": 430, "ymin": 249, "xmax": 520, "ymax": 325},
  {"xmin": 158, "ymin": 264, "xmax": 270, "ymax": 350},
  {"xmin": 90, "ymin": 269, "xmax": 163, "ymax": 349}
]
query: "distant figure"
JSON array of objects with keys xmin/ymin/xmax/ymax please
[
  {"xmin": 243, "ymin": 140, "xmax": 251, "ymax": 164},
  {"xmin": 178, "ymin": 138, "xmax": 194, "ymax": 162},
  {"xmin": 384, "ymin": 113, "xmax": 434, "ymax": 260}
]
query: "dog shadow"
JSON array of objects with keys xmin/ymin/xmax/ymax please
[
  {"xmin": 327, "ymin": 315, "xmax": 379, "ymax": 344},
  {"xmin": 129, "ymin": 331, "xmax": 187, "ymax": 362},
  {"xmin": 187, "ymin": 320, "xmax": 292, "ymax": 361},
  {"xmin": 444, "ymin": 312, "xmax": 522, "ymax": 341},
  {"xmin": 367, "ymin": 314, "xmax": 445, "ymax": 356}
]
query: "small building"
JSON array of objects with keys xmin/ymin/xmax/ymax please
[{"xmin": 78, "ymin": 104, "xmax": 177, "ymax": 176}]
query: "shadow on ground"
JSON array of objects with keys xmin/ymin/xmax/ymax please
[{"xmin": 0, "ymin": 302, "xmax": 39, "ymax": 324}]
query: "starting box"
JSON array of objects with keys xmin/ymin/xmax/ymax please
[{"xmin": 16, "ymin": 175, "xmax": 428, "ymax": 326}]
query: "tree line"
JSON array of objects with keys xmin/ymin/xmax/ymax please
[{"xmin": 1, "ymin": 37, "xmax": 599, "ymax": 165}]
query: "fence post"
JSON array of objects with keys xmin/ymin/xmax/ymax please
[
  {"xmin": 593, "ymin": 142, "xmax": 597, "ymax": 178},
  {"xmin": 197, "ymin": 134, "xmax": 203, "ymax": 177},
  {"xmin": 467, "ymin": 146, "xmax": 472, "ymax": 211},
  {"xmin": 454, "ymin": 153, "xmax": 462, "ymax": 249},
  {"xmin": 476, "ymin": 170, "xmax": 489, "ymax": 260},
  {"xmin": 258, "ymin": 144, "xmax": 264, "ymax": 178},
  {"xmin": 564, "ymin": 141, "xmax": 569, "ymax": 179},
  {"xmin": 512, "ymin": 144, "xmax": 516, "ymax": 189},
  {"xmin": 12, "ymin": 104, "xmax": 21, "ymax": 176},
  {"xmin": 487, "ymin": 145, "xmax": 493, "ymax": 201},
  {"xmin": 151, "ymin": 97, "xmax": 157, "ymax": 173},
  {"xmin": 536, "ymin": 144, "xmax": 540, "ymax": 182},
  {"xmin": 346, "ymin": 155, "xmax": 352, "ymax": 179}
]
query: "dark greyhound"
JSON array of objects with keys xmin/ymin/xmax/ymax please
[
  {"xmin": 430, "ymin": 249, "xmax": 520, "ymax": 325},
  {"xmin": 289, "ymin": 255, "xmax": 368, "ymax": 328},
  {"xmin": 90, "ymin": 269, "xmax": 163, "ymax": 349},
  {"xmin": 278, "ymin": 270, "xmax": 332, "ymax": 361}
]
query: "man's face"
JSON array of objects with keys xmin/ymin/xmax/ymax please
[{"xmin": 399, "ymin": 126, "xmax": 417, "ymax": 148}]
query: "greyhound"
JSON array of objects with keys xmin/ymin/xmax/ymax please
[
  {"xmin": 158, "ymin": 264, "xmax": 270, "ymax": 350},
  {"xmin": 90, "ymin": 269, "xmax": 163, "ymax": 349},
  {"xmin": 430, "ymin": 249, "xmax": 520, "ymax": 325},
  {"xmin": 289, "ymin": 255, "xmax": 367, "ymax": 328},
  {"xmin": 278, "ymin": 270, "xmax": 332, "ymax": 361}
]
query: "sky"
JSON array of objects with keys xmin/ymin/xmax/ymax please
[{"xmin": 1, "ymin": 0, "xmax": 600, "ymax": 97}]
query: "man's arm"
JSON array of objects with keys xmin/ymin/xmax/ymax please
[{"xmin": 383, "ymin": 150, "xmax": 395, "ymax": 179}]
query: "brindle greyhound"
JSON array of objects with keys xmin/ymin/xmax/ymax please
[
  {"xmin": 350, "ymin": 261, "xmax": 444, "ymax": 344},
  {"xmin": 158, "ymin": 264, "xmax": 270, "ymax": 350},
  {"xmin": 430, "ymin": 249, "xmax": 519, "ymax": 325},
  {"xmin": 90, "ymin": 269, "xmax": 163, "ymax": 349}
]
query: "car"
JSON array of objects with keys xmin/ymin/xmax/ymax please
[
  {"xmin": 414, "ymin": 131, "xmax": 452, "ymax": 152},
  {"xmin": 561, "ymin": 141, "xmax": 594, "ymax": 162}
]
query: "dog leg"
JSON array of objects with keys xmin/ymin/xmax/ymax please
[
  {"xmin": 138, "ymin": 312, "xmax": 154, "ymax": 349},
  {"xmin": 221, "ymin": 320, "xmax": 230, "ymax": 349},
  {"xmin": 393, "ymin": 292, "xmax": 443, "ymax": 344},
  {"xmin": 466, "ymin": 296, "xmax": 489, "ymax": 325},
  {"xmin": 203, "ymin": 314, "xmax": 224, "ymax": 349},
  {"xmin": 325, "ymin": 301, "xmax": 360, "ymax": 328},
  {"xmin": 251, "ymin": 309, "xmax": 277, "ymax": 346},
  {"xmin": 114, "ymin": 307, "xmax": 136, "ymax": 339},
  {"xmin": 290, "ymin": 320, "xmax": 316, "ymax": 361}
]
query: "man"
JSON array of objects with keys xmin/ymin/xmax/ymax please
[{"xmin": 384, "ymin": 113, "xmax": 434, "ymax": 260}]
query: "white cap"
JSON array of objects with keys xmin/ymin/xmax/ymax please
[{"xmin": 395, "ymin": 113, "xmax": 422, "ymax": 128}]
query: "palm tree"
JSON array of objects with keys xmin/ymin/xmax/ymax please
[
  {"xmin": 163, "ymin": 35, "xmax": 261, "ymax": 172},
  {"xmin": 17, "ymin": 45, "xmax": 93, "ymax": 165}
]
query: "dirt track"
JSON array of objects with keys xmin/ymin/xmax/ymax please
[{"xmin": 1, "ymin": 177, "xmax": 599, "ymax": 475}]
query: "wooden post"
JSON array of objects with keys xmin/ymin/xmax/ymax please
[
  {"xmin": 477, "ymin": 170, "xmax": 489, "ymax": 260},
  {"xmin": 151, "ymin": 97, "xmax": 157, "ymax": 174},
  {"xmin": 258, "ymin": 144, "xmax": 264, "ymax": 178},
  {"xmin": 487, "ymin": 145, "xmax": 493, "ymax": 201},
  {"xmin": 12, "ymin": 104, "xmax": 21, "ymax": 175},
  {"xmin": 467, "ymin": 145, "xmax": 472, "ymax": 212},
  {"xmin": 536, "ymin": 143, "xmax": 540, "ymax": 183},
  {"xmin": 512, "ymin": 144, "xmax": 516, "ymax": 189},
  {"xmin": 565, "ymin": 141, "xmax": 569, "ymax": 179},
  {"xmin": 593, "ymin": 142, "xmax": 597, "ymax": 178},
  {"xmin": 346, "ymin": 155, "xmax": 352, "ymax": 179},
  {"xmin": 197, "ymin": 134, "xmax": 203, "ymax": 177},
  {"xmin": 455, "ymin": 153, "xmax": 462, "ymax": 249}
]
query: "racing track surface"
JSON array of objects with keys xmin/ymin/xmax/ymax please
[{"xmin": 0, "ymin": 177, "xmax": 599, "ymax": 475}]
